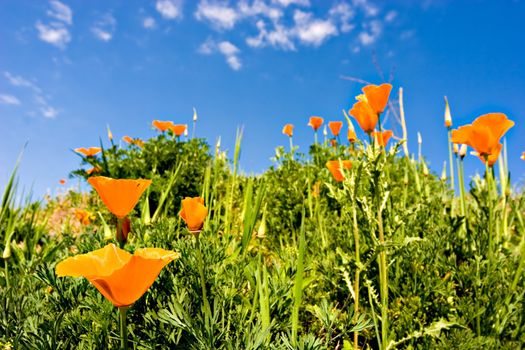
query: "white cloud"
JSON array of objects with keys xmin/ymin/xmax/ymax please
[
  {"xmin": 143, "ymin": 16, "xmax": 156, "ymax": 29},
  {"xmin": 353, "ymin": 0, "xmax": 379, "ymax": 17},
  {"xmin": 47, "ymin": 0, "xmax": 73, "ymax": 25},
  {"xmin": 293, "ymin": 10, "xmax": 337, "ymax": 46},
  {"xmin": 36, "ymin": 1, "xmax": 73, "ymax": 48},
  {"xmin": 195, "ymin": 1, "xmax": 238, "ymax": 30},
  {"xmin": 0, "ymin": 94, "xmax": 21, "ymax": 106},
  {"xmin": 238, "ymin": 0, "xmax": 283, "ymax": 21},
  {"xmin": 358, "ymin": 19, "xmax": 382, "ymax": 45},
  {"xmin": 156, "ymin": 0, "xmax": 183, "ymax": 19},
  {"xmin": 385, "ymin": 10, "xmax": 397, "ymax": 22},
  {"xmin": 35, "ymin": 21, "xmax": 71, "ymax": 48},
  {"xmin": 40, "ymin": 106, "xmax": 59, "ymax": 118},
  {"xmin": 272, "ymin": 0, "xmax": 310, "ymax": 6},
  {"xmin": 4, "ymin": 72, "xmax": 41, "ymax": 93},
  {"xmin": 329, "ymin": 2, "xmax": 355, "ymax": 33},
  {"xmin": 199, "ymin": 39, "xmax": 242, "ymax": 70},
  {"xmin": 246, "ymin": 20, "xmax": 295, "ymax": 50},
  {"xmin": 91, "ymin": 13, "xmax": 117, "ymax": 42}
]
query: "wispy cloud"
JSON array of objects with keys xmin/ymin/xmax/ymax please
[
  {"xmin": 156, "ymin": 0, "xmax": 183, "ymax": 19},
  {"xmin": 195, "ymin": 1, "xmax": 239, "ymax": 30},
  {"xmin": 91, "ymin": 13, "xmax": 117, "ymax": 42},
  {"xmin": 358, "ymin": 19, "xmax": 382, "ymax": 45},
  {"xmin": 35, "ymin": 0, "xmax": 73, "ymax": 49},
  {"xmin": 143, "ymin": 16, "xmax": 156, "ymax": 29},
  {"xmin": 271, "ymin": 0, "xmax": 310, "ymax": 6},
  {"xmin": 4, "ymin": 71, "xmax": 59, "ymax": 118},
  {"xmin": 0, "ymin": 94, "xmax": 21, "ymax": 106},
  {"xmin": 293, "ymin": 10, "xmax": 338, "ymax": 46},
  {"xmin": 199, "ymin": 39, "xmax": 242, "ymax": 70},
  {"xmin": 47, "ymin": 0, "xmax": 73, "ymax": 25}
]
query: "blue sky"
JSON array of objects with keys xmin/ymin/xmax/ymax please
[{"xmin": 1, "ymin": 0, "xmax": 524, "ymax": 197}]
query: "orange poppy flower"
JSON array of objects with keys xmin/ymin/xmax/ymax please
[
  {"xmin": 326, "ymin": 160, "xmax": 352, "ymax": 182},
  {"xmin": 75, "ymin": 147, "xmax": 102, "ymax": 157},
  {"xmin": 282, "ymin": 124, "xmax": 294, "ymax": 137},
  {"xmin": 152, "ymin": 120, "xmax": 174, "ymax": 132},
  {"xmin": 59, "ymin": 179, "xmax": 66, "ymax": 185},
  {"xmin": 122, "ymin": 136, "xmax": 144, "ymax": 148},
  {"xmin": 87, "ymin": 177, "xmax": 152, "ymax": 218},
  {"xmin": 328, "ymin": 121, "xmax": 343, "ymax": 136},
  {"xmin": 521, "ymin": 152, "xmax": 525, "ymax": 161},
  {"xmin": 349, "ymin": 101, "xmax": 378, "ymax": 134},
  {"xmin": 56, "ymin": 243, "xmax": 178, "ymax": 307},
  {"xmin": 360, "ymin": 83, "xmax": 392, "ymax": 115},
  {"xmin": 472, "ymin": 143, "xmax": 502, "ymax": 166},
  {"xmin": 347, "ymin": 129, "xmax": 357, "ymax": 143},
  {"xmin": 307, "ymin": 116, "xmax": 324, "ymax": 131},
  {"xmin": 74, "ymin": 208, "xmax": 92, "ymax": 225},
  {"xmin": 371, "ymin": 130, "xmax": 393, "ymax": 147},
  {"xmin": 451, "ymin": 113, "xmax": 514, "ymax": 162},
  {"xmin": 170, "ymin": 124, "xmax": 187, "ymax": 137},
  {"xmin": 179, "ymin": 197, "xmax": 208, "ymax": 232},
  {"xmin": 86, "ymin": 166, "xmax": 102, "ymax": 175}
]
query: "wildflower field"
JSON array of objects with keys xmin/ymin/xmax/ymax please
[{"xmin": 1, "ymin": 84, "xmax": 524, "ymax": 349}]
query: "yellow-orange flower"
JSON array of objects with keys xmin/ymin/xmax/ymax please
[
  {"xmin": 521, "ymin": 152, "xmax": 525, "ymax": 161},
  {"xmin": 152, "ymin": 120, "xmax": 174, "ymax": 132},
  {"xmin": 122, "ymin": 136, "xmax": 144, "ymax": 148},
  {"xmin": 56, "ymin": 243, "xmax": 178, "ymax": 307},
  {"xmin": 349, "ymin": 101, "xmax": 377, "ymax": 134},
  {"xmin": 75, "ymin": 208, "xmax": 92, "ymax": 225},
  {"xmin": 87, "ymin": 177, "xmax": 152, "ymax": 218},
  {"xmin": 307, "ymin": 116, "xmax": 324, "ymax": 131},
  {"xmin": 86, "ymin": 166, "xmax": 102, "ymax": 175},
  {"xmin": 282, "ymin": 124, "xmax": 294, "ymax": 137},
  {"xmin": 75, "ymin": 147, "xmax": 102, "ymax": 157},
  {"xmin": 328, "ymin": 121, "xmax": 343, "ymax": 136},
  {"xmin": 451, "ymin": 113, "xmax": 514, "ymax": 163},
  {"xmin": 170, "ymin": 124, "xmax": 187, "ymax": 136},
  {"xmin": 59, "ymin": 179, "xmax": 66, "ymax": 185},
  {"xmin": 371, "ymin": 130, "xmax": 394, "ymax": 147},
  {"xmin": 179, "ymin": 197, "xmax": 208, "ymax": 232},
  {"xmin": 347, "ymin": 129, "xmax": 357, "ymax": 143},
  {"xmin": 360, "ymin": 83, "xmax": 392, "ymax": 115},
  {"xmin": 326, "ymin": 160, "xmax": 352, "ymax": 182}
]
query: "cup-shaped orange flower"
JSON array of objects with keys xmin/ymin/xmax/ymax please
[
  {"xmin": 451, "ymin": 113, "xmax": 514, "ymax": 163},
  {"xmin": 472, "ymin": 143, "xmax": 502, "ymax": 166},
  {"xmin": 307, "ymin": 116, "xmax": 324, "ymax": 131},
  {"xmin": 521, "ymin": 152, "xmax": 525, "ymax": 161},
  {"xmin": 56, "ymin": 243, "xmax": 178, "ymax": 307},
  {"xmin": 371, "ymin": 130, "xmax": 394, "ymax": 147},
  {"xmin": 75, "ymin": 147, "xmax": 102, "ymax": 157},
  {"xmin": 179, "ymin": 197, "xmax": 208, "ymax": 232},
  {"xmin": 328, "ymin": 121, "xmax": 343, "ymax": 136},
  {"xmin": 360, "ymin": 83, "xmax": 392, "ymax": 115},
  {"xmin": 326, "ymin": 160, "xmax": 352, "ymax": 182},
  {"xmin": 170, "ymin": 124, "xmax": 187, "ymax": 137},
  {"xmin": 349, "ymin": 101, "xmax": 378, "ymax": 134},
  {"xmin": 152, "ymin": 120, "xmax": 174, "ymax": 132},
  {"xmin": 282, "ymin": 124, "xmax": 294, "ymax": 137},
  {"xmin": 59, "ymin": 179, "xmax": 66, "ymax": 185},
  {"xmin": 88, "ymin": 177, "xmax": 152, "ymax": 219}
]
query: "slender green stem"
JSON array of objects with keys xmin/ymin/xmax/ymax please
[
  {"xmin": 4, "ymin": 259, "xmax": 9, "ymax": 288},
  {"xmin": 351, "ymin": 197, "xmax": 361, "ymax": 350},
  {"xmin": 119, "ymin": 306, "xmax": 129, "ymax": 350},
  {"xmin": 457, "ymin": 157, "xmax": 467, "ymax": 237},
  {"xmin": 377, "ymin": 206, "xmax": 388, "ymax": 350},
  {"xmin": 196, "ymin": 235, "xmax": 213, "ymax": 332},
  {"xmin": 447, "ymin": 129, "xmax": 455, "ymax": 193},
  {"xmin": 289, "ymin": 136, "xmax": 294, "ymax": 155}
]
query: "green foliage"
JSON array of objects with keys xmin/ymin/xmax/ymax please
[{"xmin": 1, "ymin": 133, "xmax": 524, "ymax": 349}]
